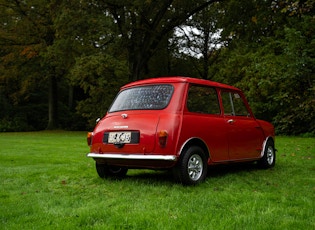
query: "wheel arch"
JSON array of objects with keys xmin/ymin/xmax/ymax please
[
  {"xmin": 261, "ymin": 136, "xmax": 275, "ymax": 158},
  {"xmin": 179, "ymin": 138, "xmax": 210, "ymax": 161}
]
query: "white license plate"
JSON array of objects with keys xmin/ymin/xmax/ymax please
[{"xmin": 108, "ymin": 132, "xmax": 132, "ymax": 144}]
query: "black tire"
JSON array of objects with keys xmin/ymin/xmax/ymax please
[
  {"xmin": 95, "ymin": 162, "xmax": 128, "ymax": 178},
  {"xmin": 175, "ymin": 146, "xmax": 208, "ymax": 185},
  {"xmin": 258, "ymin": 139, "xmax": 276, "ymax": 169}
]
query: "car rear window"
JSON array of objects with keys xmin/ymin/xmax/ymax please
[{"xmin": 109, "ymin": 84, "xmax": 174, "ymax": 112}]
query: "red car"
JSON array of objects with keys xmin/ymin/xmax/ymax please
[{"xmin": 87, "ymin": 77, "xmax": 275, "ymax": 185}]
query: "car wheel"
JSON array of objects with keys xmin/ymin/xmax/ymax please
[
  {"xmin": 176, "ymin": 146, "xmax": 208, "ymax": 185},
  {"xmin": 95, "ymin": 162, "xmax": 128, "ymax": 178},
  {"xmin": 258, "ymin": 140, "xmax": 276, "ymax": 168}
]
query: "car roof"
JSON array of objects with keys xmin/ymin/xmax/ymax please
[{"xmin": 121, "ymin": 76, "xmax": 240, "ymax": 91}]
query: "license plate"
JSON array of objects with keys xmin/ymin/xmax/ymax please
[{"xmin": 108, "ymin": 132, "xmax": 132, "ymax": 144}]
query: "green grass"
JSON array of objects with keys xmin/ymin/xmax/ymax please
[{"xmin": 0, "ymin": 131, "xmax": 314, "ymax": 229}]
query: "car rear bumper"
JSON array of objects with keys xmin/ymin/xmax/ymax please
[{"xmin": 87, "ymin": 153, "xmax": 177, "ymax": 161}]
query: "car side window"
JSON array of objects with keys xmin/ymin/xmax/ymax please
[
  {"xmin": 221, "ymin": 91, "xmax": 249, "ymax": 116},
  {"xmin": 187, "ymin": 85, "xmax": 220, "ymax": 114}
]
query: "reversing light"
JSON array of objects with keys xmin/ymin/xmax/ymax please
[
  {"xmin": 87, "ymin": 132, "xmax": 93, "ymax": 146},
  {"xmin": 158, "ymin": 130, "xmax": 168, "ymax": 148}
]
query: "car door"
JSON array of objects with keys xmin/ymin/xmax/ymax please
[
  {"xmin": 221, "ymin": 91, "xmax": 265, "ymax": 160},
  {"xmin": 180, "ymin": 85, "xmax": 229, "ymax": 162}
]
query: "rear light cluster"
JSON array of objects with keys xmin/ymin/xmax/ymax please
[
  {"xmin": 87, "ymin": 132, "xmax": 93, "ymax": 146},
  {"xmin": 158, "ymin": 130, "xmax": 168, "ymax": 148}
]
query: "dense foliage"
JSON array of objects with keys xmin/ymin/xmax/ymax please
[{"xmin": 0, "ymin": 0, "xmax": 314, "ymax": 135}]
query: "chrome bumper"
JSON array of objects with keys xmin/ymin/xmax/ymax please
[{"xmin": 87, "ymin": 153, "xmax": 177, "ymax": 161}]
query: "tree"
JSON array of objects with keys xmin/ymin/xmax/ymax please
[
  {"xmin": 57, "ymin": 1, "xmax": 130, "ymax": 127},
  {"xmin": 0, "ymin": 0, "xmax": 61, "ymax": 130},
  {"xmin": 70, "ymin": 54, "xmax": 128, "ymax": 127},
  {"xmin": 210, "ymin": 0, "xmax": 315, "ymax": 135},
  {"xmin": 94, "ymin": 0, "xmax": 222, "ymax": 81},
  {"xmin": 174, "ymin": 3, "xmax": 222, "ymax": 79},
  {"xmin": 0, "ymin": 0, "xmax": 97, "ymax": 130}
]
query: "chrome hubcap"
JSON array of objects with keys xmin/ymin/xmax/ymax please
[
  {"xmin": 188, "ymin": 154, "xmax": 203, "ymax": 181},
  {"xmin": 267, "ymin": 146, "xmax": 274, "ymax": 165}
]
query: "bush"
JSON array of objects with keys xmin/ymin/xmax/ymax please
[{"xmin": 0, "ymin": 117, "xmax": 34, "ymax": 132}]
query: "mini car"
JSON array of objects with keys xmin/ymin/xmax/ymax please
[{"xmin": 87, "ymin": 76, "xmax": 275, "ymax": 185}]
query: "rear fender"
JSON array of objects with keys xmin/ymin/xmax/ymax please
[{"xmin": 179, "ymin": 137, "xmax": 210, "ymax": 163}]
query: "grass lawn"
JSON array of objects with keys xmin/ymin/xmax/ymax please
[{"xmin": 0, "ymin": 131, "xmax": 314, "ymax": 229}]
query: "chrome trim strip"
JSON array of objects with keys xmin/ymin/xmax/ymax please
[{"xmin": 87, "ymin": 153, "xmax": 177, "ymax": 161}]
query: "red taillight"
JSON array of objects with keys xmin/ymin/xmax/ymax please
[
  {"xmin": 87, "ymin": 132, "xmax": 93, "ymax": 146},
  {"xmin": 158, "ymin": 130, "xmax": 168, "ymax": 148}
]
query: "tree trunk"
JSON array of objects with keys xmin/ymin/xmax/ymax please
[
  {"xmin": 202, "ymin": 28, "xmax": 210, "ymax": 79},
  {"xmin": 68, "ymin": 85, "xmax": 74, "ymax": 111},
  {"xmin": 46, "ymin": 75, "xmax": 58, "ymax": 130}
]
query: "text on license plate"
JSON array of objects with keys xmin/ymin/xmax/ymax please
[{"xmin": 108, "ymin": 132, "xmax": 132, "ymax": 144}]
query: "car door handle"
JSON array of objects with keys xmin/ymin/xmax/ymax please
[{"xmin": 227, "ymin": 119, "xmax": 235, "ymax": 124}]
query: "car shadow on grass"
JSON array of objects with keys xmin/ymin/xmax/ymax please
[
  {"xmin": 110, "ymin": 162, "xmax": 261, "ymax": 186},
  {"xmin": 124, "ymin": 169, "xmax": 176, "ymax": 185},
  {"xmin": 207, "ymin": 162, "xmax": 259, "ymax": 178}
]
